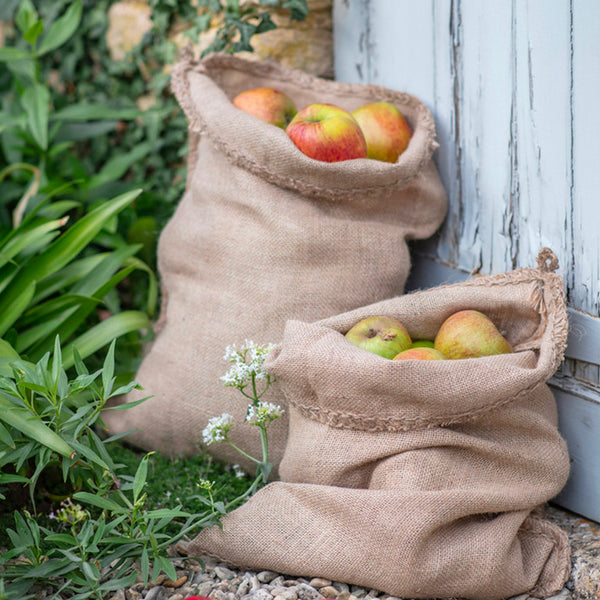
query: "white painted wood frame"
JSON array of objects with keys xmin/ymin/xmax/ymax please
[{"xmin": 334, "ymin": 0, "xmax": 600, "ymax": 522}]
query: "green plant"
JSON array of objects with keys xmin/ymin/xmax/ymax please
[
  {"xmin": 0, "ymin": 1, "xmax": 158, "ymax": 374},
  {"xmin": 0, "ymin": 186, "xmax": 156, "ymax": 368},
  {"xmin": 0, "ymin": 462, "xmax": 203, "ymax": 600},
  {"xmin": 0, "ymin": 336, "xmax": 145, "ymax": 510},
  {"xmin": 184, "ymin": 0, "xmax": 309, "ymax": 56},
  {"xmin": 0, "ymin": 339, "xmax": 283, "ymax": 600}
]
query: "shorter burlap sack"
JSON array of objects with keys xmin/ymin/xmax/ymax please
[
  {"xmin": 103, "ymin": 53, "xmax": 447, "ymax": 473},
  {"xmin": 186, "ymin": 249, "xmax": 571, "ymax": 600}
]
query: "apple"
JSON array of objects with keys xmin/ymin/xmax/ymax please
[
  {"xmin": 285, "ymin": 103, "xmax": 368, "ymax": 162},
  {"xmin": 393, "ymin": 347, "xmax": 447, "ymax": 361},
  {"xmin": 345, "ymin": 316, "xmax": 411, "ymax": 359},
  {"xmin": 232, "ymin": 87, "xmax": 297, "ymax": 129},
  {"xmin": 411, "ymin": 339, "xmax": 435, "ymax": 349},
  {"xmin": 434, "ymin": 310, "xmax": 513, "ymax": 360},
  {"xmin": 351, "ymin": 101, "xmax": 413, "ymax": 163}
]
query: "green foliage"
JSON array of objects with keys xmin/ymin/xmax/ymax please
[
  {"xmin": 0, "ymin": 460, "xmax": 207, "ymax": 600},
  {"xmin": 0, "ymin": 2, "xmax": 158, "ymax": 374},
  {"xmin": 0, "ymin": 187, "xmax": 156, "ymax": 363},
  {"xmin": 1, "ymin": 0, "xmax": 309, "ymax": 241},
  {"xmin": 187, "ymin": 0, "xmax": 309, "ymax": 56},
  {"xmin": 0, "ymin": 338, "xmax": 277, "ymax": 600},
  {"xmin": 0, "ymin": 337, "xmax": 144, "ymax": 509}
]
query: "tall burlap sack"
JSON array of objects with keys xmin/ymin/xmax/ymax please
[
  {"xmin": 103, "ymin": 52, "xmax": 447, "ymax": 472},
  {"xmin": 186, "ymin": 249, "xmax": 571, "ymax": 600}
]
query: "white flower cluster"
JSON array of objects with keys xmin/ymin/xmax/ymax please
[
  {"xmin": 221, "ymin": 340, "xmax": 274, "ymax": 389},
  {"xmin": 231, "ymin": 464, "xmax": 247, "ymax": 479},
  {"xmin": 246, "ymin": 401, "xmax": 284, "ymax": 426},
  {"xmin": 202, "ymin": 413, "xmax": 234, "ymax": 445}
]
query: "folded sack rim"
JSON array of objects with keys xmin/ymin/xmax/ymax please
[
  {"xmin": 265, "ymin": 260, "xmax": 569, "ymax": 432},
  {"xmin": 170, "ymin": 50, "xmax": 441, "ymax": 201}
]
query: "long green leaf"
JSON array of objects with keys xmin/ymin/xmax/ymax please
[
  {"xmin": 0, "ymin": 397, "xmax": 74, "ymax": 458},
  {"xmin": 0, "ymin": 189, "xmax": 141, "ymax": 336},
  {"xmin": 72, "ymin": 491, "xmax": 126, "ymax": 513},
  {"xmin": 0, "ymin": 338, "xmax": 20, "ymax": 359},
  {"xmin": 86, "ymin": 143, "xmax": 156, "ymax": 190},
  {"xmin": 20, "ymin": 83, "xmax": 50, "ymax": 150},
  {"xmin": 124, "ymin": 256, "xmax": 158, "ymax": 317},
  {"xmin": 0, "ymin": 217, "xmax": 67, "ymax": 269},
  {"xmin": 0, "ymin": 280, "xmax": 36, "ymax": 337},
  {"xmin": 24, "ymin": 264, "xmax": 137, "ymax": 359},
  {"xmin": 37, "ymin": 0, "xmax": 82, "ymax": 56},
  {"xmin": 31, "ymin": 254, "xmax": 108, "ymax": 304},
  {"xmin": 132, "ymin": 452, "xmax": 152, "ymax": 504},
  {"xmin": 18, "ymin": 293, "xmax": 99, "ymax": 328},
  {"xmin": 71, "ymin": 245, "xmax": 140, "ymax": 296},
  {"xmin": 61, "ymin": 310, "xmax": 151, "ymax": 369},
  {"xmin": 0, "ymin": 47, "xmax": 31, "ymax": 61},
  {"xmin": 0, "ymin": 421, "xmax": 16, "ymax": 448},
  {"xmin": 52, "ymin": 103, "xmax": 141, "ymax": 122}
]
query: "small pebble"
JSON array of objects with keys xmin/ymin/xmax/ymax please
[
  {"xmin": 295, "ymin": 583, "xmax": 324, "ymax": 600},
  {"xmin": 196, "ymin": 581, "xmax": 215, "ymax": 597},
  {"xmin": 318, "ymin": 587, "xmax": 339, "ymax": 598},
  {"xmin": 336, "ymin": 592, "xmax": 350, "ymax": 600},
  {"xmin": 179, "ymin": 587, "xmax": 195, "ymax": 597},
  {"xmin": 309, "ymin": 579, "xmax": 332, "ymax": 589},
  {"xmin": 144, "ymin": 587, "xmax": 162, "ymax": 600},
  {"xmin": 545, "ymin": 592, "xmax": 573, "ymax": 600},
  {"xmin": 257, "ymin": 571, "xmax": 279, "ymax": 583},
  {"xmin": 332, "ymin": 584, "xmax": 349, "ymax": 595},
  {"xmin": 168, "ymin": 595, "xmax": 184, "ymax": 600},
  {"xmin": 215, "ymin": 567, "xmax": 237, "ymax": 580},
  {"xmin": 241, "ymin": 589, "xmax": 274, "ymax": 600},
  {"xmin": 126, "ymin": 590, "xmax": 142, "ymax": 600}
]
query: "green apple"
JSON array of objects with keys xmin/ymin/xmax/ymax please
[
  {"xmin": 411, "ymin": 339, "xmax": 435, "ymax": 349},
  {"xmin": 393, "ymin": 347, "xmax": 447, "ymax": 361},
  {"xmin": 345, "ymin": 316, "xmax": 411, "ymax": 359},
  {"xmin": 232, "ymin": 87, "xmax": 297, "ymax": 129},
  {"xmin": 285, "ymin": 103, "xmax": 368, "ymax": 162},
  {"xmin": 434, "ymin": 309, "xmax": 513, "ymax": 359},
  {"xmin": 351, "ymin": 101, "xmax": 413, "ymax": 163}
]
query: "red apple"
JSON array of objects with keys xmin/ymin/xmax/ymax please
[
  {"xmin": 351, "ymin": 101, "xmax": 413, "ymax": 163},
  {"xmin": 232, "ymin": 87, "xmax": 297, "ymax": 129},
  {"xmin": 393, "ymin": 347, "xmax": 447, "ymax": 361},
  {"xmin": 434, "ymin": 310, "xmax": 513, "ymax": 359},
  {"xmin": 345, "ymin": 316, "xmax": 411, "ymax": 360},
  {"xmin": 285, "ymin": 103, "xmax": 368, "ymax": 162}
]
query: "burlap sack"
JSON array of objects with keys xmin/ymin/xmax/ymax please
[
  {"xmin": 187, "ymin": 249, "xmax": 571, "ymax": 600},
  {"xmin": 103, "ymin": 53, "xmax": 447, "ymax": 471}
]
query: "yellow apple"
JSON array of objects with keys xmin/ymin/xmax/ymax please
[
  {"xmin": 232, "ymin": 87, "xmax": 297, "ymax": 129},
  {"xmin": 351, "ymin": 101, "xmax": 413, "ymax": 163},
  {"xmin": 434, "ymin": 310, "xmax": 513, "ymax": 359}
]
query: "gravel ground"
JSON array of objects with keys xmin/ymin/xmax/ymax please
[{"xmin": 98, "ymin": 552, "xmax": 573, "ymax": 600}]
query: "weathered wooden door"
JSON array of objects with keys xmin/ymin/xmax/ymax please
[{"xmin": 334, "ymin": 0, "xmax": 600, "ymax": 521}]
